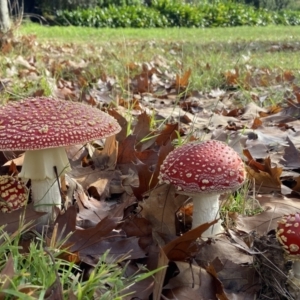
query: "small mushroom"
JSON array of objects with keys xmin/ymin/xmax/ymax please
[
  {"xmin": 0, "ymin": 97, "xmax": 121, "ymax": 222},
  {"xmin": 0, "ymin": 175, "xmax": 28, "ymax": 213},
  {"xmin": 277, "ymin": 213, "xmax": 300, "ymax": 281},
  {"xmin": 159, "ymin": 140, "xmax": 245, "ymax": 237}
]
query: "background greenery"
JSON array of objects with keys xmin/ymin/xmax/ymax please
[
  {"xmin": 33, "ymin": 0, "xmax": 300, "ymax": 12},
  {"xmin": 15, "ymin": 0, "xmax": 300, "ymax": 28},
  {"xmin": 32, "ymin": 0, "xmax": 300, "ymax": 28}
]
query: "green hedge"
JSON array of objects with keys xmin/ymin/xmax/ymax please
[
  {"xmin": 236, "ymin": 0, "xmax": 292, "ymax": 11},
  {"xmin": 54, "ymin": 0, "xmax": 300, "ymax": 28},
  {"xmin": 56, "ymin": 6, "xmax": 169, "ymax": 27}
]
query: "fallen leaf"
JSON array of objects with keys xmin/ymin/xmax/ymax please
[
  {"xmin": 108, "ymin": 109, "xmax": 128, "ymax": 142},
  {"xmin": 244, "ymin": 150, "xmax": 282, "ymax": 193},
  {"xmin": 216, "ymin": 258, "xmax": 260, "ymax": 298},
  {"xmin": 79, "ymin": 236, "xmax": 146, "ymax": 259},
  {"xmin": 69, "ymin": 216, "xmax": 122, "ymax": 252},
  {"xmin": 205, "ymin": 263, "xmax": 229, "ymax": 300},
  {"xmin": 196, "ymin": 234, "xmax": 252, "ymax": 266},
  {"xmin": 141, "ymin": 184, "xmax": 188, "ymax": 235},
  {"xmin": 251, "ymin": 117, "xmax": 262, "ymax": 129},
  {"xmin": 175, "ymin": 68, "xmax": 192, "ymax": 89},
  {"xmin": 236, "ymin": 194, "xmax": 300, "ymax": 234},
  {"xmin": 133, "ymin": 112, "xmax": 152, "ymax": 145},
  {"xmin": 0, "ymin": 255, "xmax": 14, "ymax": 300},
  {"xmin": 70, "ymin": 167, "xmax": 115, "ymax": 199},
  {"xmin": 280, "ymin": 136, "xmax": 300, "ymax": 169},
  {"xmin": 292, "ymin": 176, "xmax": 300, "ymax": 193},
  {"xmin": 75, "ymin": 188, "xmax": 111, "ymax": 224},
  {"xmin": 163, "ymin": 261, "xmax": 218, "ymax": 299},
  {"xmin": 156, "ymin": 123, "xmax": 179, "ymax": 146},
  {"xmin": 131, "ymin": 160, "xmax": 157, "ymax": 201},
  {"xmin": 163, "ymin": 220, "xmax": 218, "ymax": 261},
  {"xmin": 153, "ymin": 247, "xmax": 169, "ymax": 300},
  {"xmin": 224, "ymin": 68, "xmax": 239, "ymax": 87},
  {"xmin": 258, "ymin": 104, "xmax": 282, "ymax": 117},
  {"xmin": 131, "ymin": 73, "xmax": 152, "ymax": 93},
  {"xmin": 0, "ymin": 203, "xmax": 45, "ymax": 233},
  {"xmin": 91, "ymin": 135, "xmax": 119, "ymax": 170},
  {"xmin": 117, "ymin": 134, "xmax": 138, "ymax": 166},
  {"xmin": 122, "ymin": 216, "xmax": 152, "ymax": 238},
  {"xmin": 261, "ymin": 103, "xmax": 300, "ymax": 123}
]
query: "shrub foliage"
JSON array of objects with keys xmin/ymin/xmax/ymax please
[
  {"xmin": 237, "ymin": 0, "xmax": 292, "ymax": 11},
  {"xmin": 53, "ymin": 0, "xmax": 300, "ymax": 28}
]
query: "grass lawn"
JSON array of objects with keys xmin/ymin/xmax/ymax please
[
  {"xmin": 19, "ymin": 22, "xmax": 300, "ymax": 44},
  {"xmin": 13, "ymin": 23, "xmax": 300, "ymax": 96}
]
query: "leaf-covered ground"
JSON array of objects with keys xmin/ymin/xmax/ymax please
[{"xmin": 1, "ymin": 25, "xmax": 300, "ymax": 299}]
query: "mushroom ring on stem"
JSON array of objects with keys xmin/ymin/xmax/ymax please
[
  {"xmin": 159, "ymin": 140, "xmax": 245, "ymax": 237},
  {"xmin": 0, "ymin": 97, "xmax": 121, "ymax": 223}
]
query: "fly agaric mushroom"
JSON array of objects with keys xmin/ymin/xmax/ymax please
[
  {"xmin": 0, "ymin": 97, "xmax": 121, "ymax": 222},
  {"xmin": 277, "ymin": 213, "xmax": 300, "ymax": 281},
  {"xmin": 159, "ymin": 140, "xmax": 245, "ymax": 236},
  {"xmin": 0, "ymin": 175, "xmax": 29, "ymax": 213}
]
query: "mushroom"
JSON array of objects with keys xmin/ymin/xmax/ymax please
[
  {"xmin": 0, "ymin": 97, "xmax": 121, "ymax": 222},
  {"xmin": 277, "ymin": 213, "xmax": 300, "ymax": 282},
  {"xmin": 159, "ymin": 140, "xmax": 245, "ymax": 236},
  {"xmin": 0, "ymin": 175, "xmax": 29, "ymax": 213}
]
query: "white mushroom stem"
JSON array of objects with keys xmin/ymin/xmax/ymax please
[
  {"xmin": 190, "ymin": 192, "xmax": 223, "ymax": 237},
  {"xmin": 19, "ymin": 147, "xmax": 71, "ymax": 222},
  {"xmin": 31, "ymin": 179, "xmax": 61, "ymax": 213}
]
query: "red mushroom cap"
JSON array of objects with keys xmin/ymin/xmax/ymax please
[
  {"xmin": 277, "ymin": 213, "xmax": 300, "ymax": 258},
  {"xmin": 0, "ymin": 176, "xmax": 28, "ymax": 213},
  {"xmin": 0, "ymin": 97, "xmax": 121, "ymax": 151},
  {"xmin": 159, "ymin": 140, "xmax": 245, "ymax": 194}
]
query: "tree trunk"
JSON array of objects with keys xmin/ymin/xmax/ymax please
[{"xmin": 0, "ymin": 0, "xmax": 11, "ymax": 33}]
